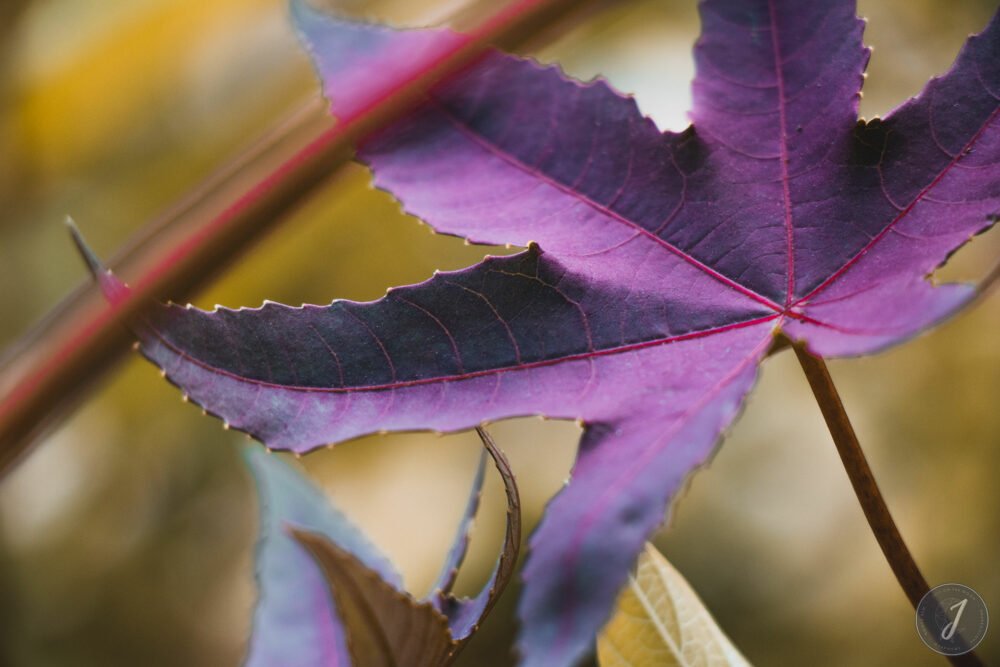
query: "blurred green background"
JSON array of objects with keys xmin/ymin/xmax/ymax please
[{"xmin": 0, "ymin": 0, "xmax": 997, "ymax": 665}]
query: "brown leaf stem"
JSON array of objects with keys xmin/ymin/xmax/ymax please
[
  {"xmin": 792, "ymin": 343, "xmax": 983, "ymax": 667},
  {"xmin": 0, "ymin": 0, "xmax": 599, "ymax": 474}
]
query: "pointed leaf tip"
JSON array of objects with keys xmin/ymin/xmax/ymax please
[
  {"xmin": 65, "ymin": 217, "xmax": 130, "ymax": 304},
  {"xmin": 435, "ymin": 426, "xmax": 522, "ymax": 645},
  {"xmin": 66, "ymin": 216, "xmax": 106, "ymax": 280}
]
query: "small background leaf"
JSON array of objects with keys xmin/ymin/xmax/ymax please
[
  {"xmin": 597, "ymin": 543, "xmax": 750, "ymax": 667},
  {"xmin": 242, "ymin": 445, "xmax": 402, "ymax": 667},
  {"xmin": 293, "ymin": 529, "xmax": 456, "ymax": 667},
  {"xmin": 282, "ymin": 427, "xmax": 521, "ymax": 667}
]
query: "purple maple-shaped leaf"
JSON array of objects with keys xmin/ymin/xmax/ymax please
[{"xmin": 72, "ymin": 1, "xmax": 1000, "ymax": 665}]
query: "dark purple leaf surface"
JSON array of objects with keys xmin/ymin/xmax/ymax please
[{"xmin": 84, "ymin": 2, "xmax": 1000, "ymax": 665}]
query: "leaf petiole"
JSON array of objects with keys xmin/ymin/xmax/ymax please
[{"xmin": 792, "ymin": 343, "xmax": 983, "ymax": 667}]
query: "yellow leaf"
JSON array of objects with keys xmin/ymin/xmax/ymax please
[{"xmin": 597, "ymin": 543, "xmax": 751, "ymax": 667}]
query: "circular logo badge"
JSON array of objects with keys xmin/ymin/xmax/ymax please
[{"xmin": 915, "ymin": 583, "xmax": 989, "ymax": 656}]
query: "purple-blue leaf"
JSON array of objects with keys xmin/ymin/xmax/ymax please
[
  {"xmin": 74, "ymin": 1, "xmax": 1000, "ymax": 665},
  {"xmin": 242, "ymin": 445, "xmax": 400, "ymax": 667},
  {"xmin": 242, "ymin": 426, "xmax": 520, "ymax": 666}
]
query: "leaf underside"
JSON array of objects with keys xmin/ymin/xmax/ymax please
[{"xmin": 83, "ymin": 1, "xmax": 1000, "ymax": 665}]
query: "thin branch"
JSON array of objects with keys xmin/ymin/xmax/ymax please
[
  {"xmin": 0, "ymin": 0, "xmax": 600, "ymax": 473},
  {"xmin": 793, "ymin": 343, "xmax": 929, "ymax": 604},
  {"xmin": 792, "ymin": 343, "xmax": 983, "ymax": 667}
]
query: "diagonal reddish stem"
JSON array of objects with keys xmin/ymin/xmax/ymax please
[{"xmin": 0, "ymin": 0, "xmax": 601, "ymax": 474}]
